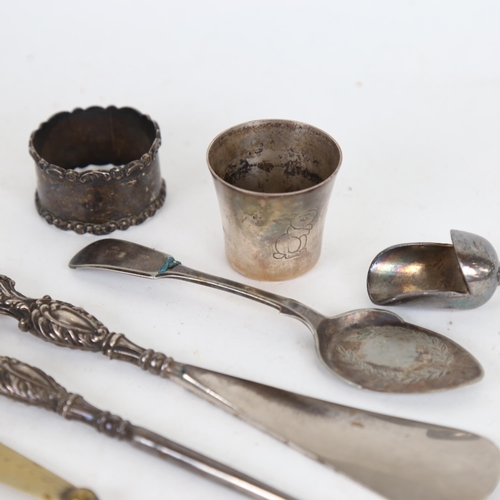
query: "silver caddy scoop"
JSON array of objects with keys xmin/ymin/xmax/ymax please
[{"xmin": 368, "ymin": 229, "xmax": 499, "ymax": 309}]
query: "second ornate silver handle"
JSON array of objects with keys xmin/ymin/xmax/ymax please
[{"xmin": 0, "ymin": 353, "xmax": 298, "ymax": 500}]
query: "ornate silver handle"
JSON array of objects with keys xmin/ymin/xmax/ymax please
[
  {"xmin": 0, "ymin": 355, "xmax": 131, "ymax": 438},
  {"xmin": 0, "ymin": 275, "xmax": 173, "ymax": 377},
  {"xmin": 0, "ymin": 354, "xmax": 298, "ymax": 500}
]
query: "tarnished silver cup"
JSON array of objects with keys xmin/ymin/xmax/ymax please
[{"xmin": 207, "ymin": 120, "xmax": 342, "ymax": 281}]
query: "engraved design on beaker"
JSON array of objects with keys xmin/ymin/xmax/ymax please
[{"xmin": 273, "ymin": 209, "xmax": 318, "ymax": 259}]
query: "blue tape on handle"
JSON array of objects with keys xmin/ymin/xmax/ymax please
[{"xmin": 158, "ymin": 256, "xmax": 182, "ymax": 274}]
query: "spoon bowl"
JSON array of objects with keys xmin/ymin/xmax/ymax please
[
  {"xmin": 69, "ymin": 238, "xmax": 484, "ymax": 393},
  {"xmin": 317, "ymin": 310, "xmax": 482, "ymax": 392}
]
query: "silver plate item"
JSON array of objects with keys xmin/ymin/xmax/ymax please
[{"xmin": 368, "ymin": 229, "xmax": 499, "ymax": 309}]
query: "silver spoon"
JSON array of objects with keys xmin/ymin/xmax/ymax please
[
  {"xmin": 0, "ymin": 276, "xmax": 498, "ymax": 500},
  {"xmin": 69, "ymin": 239, "xmax": 483, "ymax": 393}
]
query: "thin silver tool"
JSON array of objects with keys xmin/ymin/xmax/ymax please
[{"xmin": 0, "ymin": 356, "xmax": 297, "ymax": 500}]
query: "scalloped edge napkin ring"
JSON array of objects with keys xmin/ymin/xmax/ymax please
[{"xmin": 29, "ymin": 106, "xmax": 166, "ymax": 235}]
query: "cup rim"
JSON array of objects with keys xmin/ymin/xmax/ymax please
[{"xmin": 206, "ymin": 119, "xmax": 343, "ymax": 198}]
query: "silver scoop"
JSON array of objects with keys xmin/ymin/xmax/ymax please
[
  {"xmin": 69, "ymin": 239, "xmax": 483, "ymax": 393},
  {"xmin": 368, "ymin": 229, "xmax": 499, "ymax": 309}
]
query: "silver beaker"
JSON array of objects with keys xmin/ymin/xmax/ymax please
[{"xmin": 207, "ymin": 119, "xmax": 342, "ymax": 281}]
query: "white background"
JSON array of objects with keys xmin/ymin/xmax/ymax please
[{"xmin": 1, "ymin": 1, "xmax": 500, "ymax": 499}]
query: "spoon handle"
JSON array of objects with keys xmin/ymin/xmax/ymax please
[
  {"xmin": 68, "ymin": 238, "xmax": 325, "ymax": 330},
  {"xmin": 0, "ymin": 355, "xmax": 298, "ymax": 500},
  {"xmin": 161, "ymin": 264, "xmax": 325, "ymax": 330}
]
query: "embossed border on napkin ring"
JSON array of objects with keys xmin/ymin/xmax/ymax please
[{"xmin": 29, "ymin": 106, "xmax": 166, "ymax": 235}]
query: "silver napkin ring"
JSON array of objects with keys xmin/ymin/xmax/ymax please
[{"xmin": 29, "ymin": 106, "xmax": 166, "ymax": 235}]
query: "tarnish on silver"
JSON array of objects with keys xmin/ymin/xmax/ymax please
[
  {"xmin": 0, "ymin": 276, "xmax": 498, "ymax": 500},
  {"xmin": 68, "ymin": 239, "xmax": 483, "ymax": 393},
  {"xmin": 0, "ymin": 355, "xmax": 298, "ymax": 500},
  {"xmin": 367, "ymin": 229, "xmax": 500, "ymax": 309},
  {"xmin": 29, "ymin": 106, "xmax": 166, "ymax": 235}
]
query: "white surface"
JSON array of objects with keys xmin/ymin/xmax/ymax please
[{"xmin": 0, "ymin": 1, "xmax": 500, "ymax": 499}]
